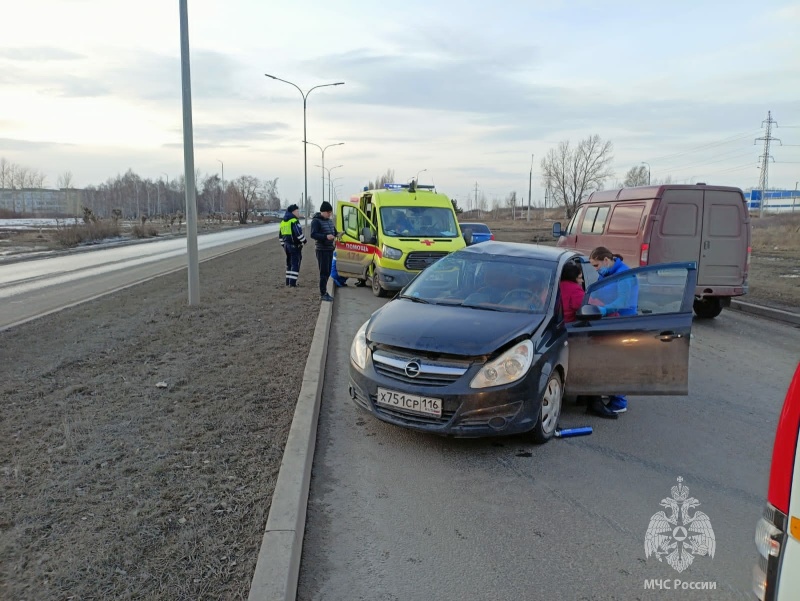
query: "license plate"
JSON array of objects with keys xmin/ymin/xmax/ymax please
[{"xmin": 376, "ymin": 387, "xmax": 442, "ymax": 418}]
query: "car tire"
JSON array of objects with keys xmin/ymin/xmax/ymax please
[
  {"xmin": 531, "ymin": 371, "xmax": 563, "ymax": 444},
  {"xmin": 693, "ymin": 297, "xmax": 723, "ymax": 319},
  {"xmin": 371, "ymin": 265, "xmax": 387, "ymax": 298}
]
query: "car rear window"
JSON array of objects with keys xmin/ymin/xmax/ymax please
[{"xmin": 461, "ymin": 223, "xmax": 490, "ymax": 233}]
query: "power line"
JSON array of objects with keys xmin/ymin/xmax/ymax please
[{"xmin": 645, "ymin": 131, "xmax": 761, "ymax": 163}]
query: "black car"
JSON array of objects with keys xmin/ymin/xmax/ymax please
[{"xmin": 348, "ymin": 242, "xmax": 697, "ymax": 442}]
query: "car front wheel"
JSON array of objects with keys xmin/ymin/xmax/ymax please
[{"xmin": 531, "ymin": 372, "xmax": 562, "ymax": 444}]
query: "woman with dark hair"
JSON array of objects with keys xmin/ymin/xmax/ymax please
[{"xmin": 559, "ymin": 262, "xmax": 584, "ymax": 323}]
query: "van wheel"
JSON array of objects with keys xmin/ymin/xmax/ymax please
[
  {"xmin": 693, "ymin": 297, "xmax": 723, "ymax": 319},
  {"xmin": 531, "ymin": 372, "xmax": 563, "ymax": 445},
  {"xmin": 371, "ymin": 266, "xmax": 387, "ymax": 298}
]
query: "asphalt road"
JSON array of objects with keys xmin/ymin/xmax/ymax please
[
  {"xmin": 0, "ymin": 224, "xmax": 278, "ymax": 330},
  {"xmin": 298, "ymin": 287, "xmax": 800, "ymax": 601}
]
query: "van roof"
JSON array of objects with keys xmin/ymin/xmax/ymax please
[
  {"xmin": 367, "ymin": 189, "xmax": 453, "ymax": 208},
  {"xmin": 586, "ymin": 183, "xmax": 745, "ymax": 203}
]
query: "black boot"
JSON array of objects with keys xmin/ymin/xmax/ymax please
[{"xmin": 587, "ymin": 396, "xmax": 618, "ymax": 419}]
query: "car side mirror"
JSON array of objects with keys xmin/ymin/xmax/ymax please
[
  {"xmin": 360, "ymin": 227, "xmax": 377, "ymax": 245},
  {"xmin": 576, "ymin": 304, "xmax": 603, "ymax": 320},
  {"xmin": 552, "ymin": 222, "xmax": 563, "ymax": 238},
  {"xmin": 463, "ymin": 228, "xmax": 473, "ymax": 245}
]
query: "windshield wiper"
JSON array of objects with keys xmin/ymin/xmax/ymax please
[
  {"xmin": 398, "ymin": 295, "xmax": 431, "ymax": 304},
  {"xmin": 459, "ymin": 303, "xmax": 504, "ymax": 312}
]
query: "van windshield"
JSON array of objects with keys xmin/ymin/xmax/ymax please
[{"xmin": 380, "ymin": 207, "xmax": 459, "ymax": 238}]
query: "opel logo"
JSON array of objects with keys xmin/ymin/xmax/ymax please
[{"xmin": 404, "ymin": 361, "xmax": 421, "ymax": 378}]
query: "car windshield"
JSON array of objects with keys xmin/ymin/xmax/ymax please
[
  {"xmin": 380, "ymin": 207, "xmax": 459, "ymax": 238},
  {"xmin": 400, "ymin": 252, "xmax": 556, "ymax": 313}
]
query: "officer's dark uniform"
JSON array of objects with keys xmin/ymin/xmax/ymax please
[{"xmin": 279, "ymin": 205, "xmax": 306, "ymax": 287}]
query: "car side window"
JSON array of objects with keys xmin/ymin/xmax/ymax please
[{"xmin": 586, "ymin": 266, "xmax": 691, "ymax": 317}]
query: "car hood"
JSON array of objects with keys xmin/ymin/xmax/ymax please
[{"xmin": 366, "ymin": 299, "xmax": 544, "ymax": 356}]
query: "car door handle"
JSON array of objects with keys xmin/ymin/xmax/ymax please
[{"xmin": 656, "ymin": 331, "xmax": 682, "ymax": 342}]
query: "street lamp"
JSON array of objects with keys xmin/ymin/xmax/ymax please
[
  {"xmin": 330, "ymin": 176, "xmax": 344, "ymax": 201},
  {"xmin": 217, "ymin": 159, "xmax": 224, "ymax": 214},
  {"xmin": 641, "ymin": 161, "xmax": 651, "ymax": 185},
  {"xmin": 316, "ymin": 165, "xmax": 344, "ymax": 203},
  {"xmin": 413, "ymin": 168, "xmax": 427, "ymax": 183},
  {"xmin": 264, "ymin": 74, "xmax": 344, "ymax": 227},
  {"xmin": 160, "ymin": 172, "xmax": 169, "ymax": 215},
  {"xmin": 307, "ymin": 141, "xmax": 344, "ymax": 205}
]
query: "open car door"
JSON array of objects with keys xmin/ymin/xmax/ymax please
[
  {"xmin": 565, "ymin": 262, "xmax": 697, "ymax": 395},
  {"xmin": 335, "ymin": 202, "xmax": 377, "ymax": 279}
]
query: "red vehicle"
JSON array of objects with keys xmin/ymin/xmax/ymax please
[{"xmin": 753, "ymin": 362, "xmax": 800, "ymax": 600}]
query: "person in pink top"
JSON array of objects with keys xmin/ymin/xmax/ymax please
[{"xmin": 559, "ymin": 262, "xmax": 585, "ymax": 323}]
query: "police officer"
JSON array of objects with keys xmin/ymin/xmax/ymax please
[{"xmin": 279, "ymin": 204, "xmax": 306, "ymax": 287}]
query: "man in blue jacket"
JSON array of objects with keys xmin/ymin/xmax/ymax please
[
  {"xmin": 279, "ymin": 204, "xmax": 306, "ymax": 287},
  {"xmin": 310, "ymin": 201, "xmax": 339, "ymax": 302}
]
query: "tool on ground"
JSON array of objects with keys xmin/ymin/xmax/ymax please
[{"xmin": 554, "ymin": 426, "xmax": 593, "ymax": 438}]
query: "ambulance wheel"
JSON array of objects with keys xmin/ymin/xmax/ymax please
[
  {"xmin": 693, "ymin": 297, "xmax": 723, "ymax": 319},
  {"xmin": 371, "ymin": 267, "xmax": 387, "ymax": 298}
]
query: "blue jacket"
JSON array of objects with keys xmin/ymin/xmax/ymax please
[{"xmin": 594, "ymin": 257, "xmax": 638, "ymax": 316}]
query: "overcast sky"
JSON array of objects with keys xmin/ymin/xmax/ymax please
[{"xmin": 2, "ymin": 0, "xmax": 799, "ymax": 207}]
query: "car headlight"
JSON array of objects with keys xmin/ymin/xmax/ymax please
[
  {"xmin": 350, "ymin": 320, "xmax": 369, "ymax": 370},
  {"xmin": 382, "ymin": 244, "xmax": 403, "ymax": 260},
  {"xmin": 470, "ymin": 340, "xmax": 534, "ymax": 389}
]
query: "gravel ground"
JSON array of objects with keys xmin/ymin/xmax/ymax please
[{"xmin": 0, "ymin": 241, "xmax": 321, "ymax": 600}]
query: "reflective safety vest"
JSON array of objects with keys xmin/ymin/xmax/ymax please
[{"xmin": 280, "ymin": 217, "xmax": 298, "ymax": 237}]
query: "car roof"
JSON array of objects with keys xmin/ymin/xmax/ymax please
[{"xmin": 459, "ymin": 241, "xmax": 574, "ymax": 261}]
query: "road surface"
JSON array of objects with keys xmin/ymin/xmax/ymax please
[
  {"xmin": 0, "ymin": 225, "xmax": 277, "ymax": 329},
  {"xmin": 298, "ymin": 288, "xmax": 799, "ymax": 600}
]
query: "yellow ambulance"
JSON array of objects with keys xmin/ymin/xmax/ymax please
[{"xmin": 335, "ymin": 182, "xmax": 470, "ymax": 296}]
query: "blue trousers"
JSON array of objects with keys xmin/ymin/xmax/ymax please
[{"xmin": 285, "ymin": 246, "xmax": 302, "ymax": 286}]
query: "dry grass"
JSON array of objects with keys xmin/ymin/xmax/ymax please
[
  {"xmin": 53, "ymin": 219, "xmax": 121, "ymax": 247},
  {"xmin": 132, "ymin": 223, "xmax": 160, "ymax": 238},
  {"xmin": 751, "ymin": 213, "xmax": 800, "ymax": 253}
]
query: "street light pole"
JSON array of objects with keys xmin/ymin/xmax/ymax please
[
  {"xmin": 217, "ymin": 159, "xmax": 224, "ymax": 214},
  {"xmin": 317, "ymin": 164, "xmax": 343, "ymax": 205},
  {"xmin": 527, "ymin": 153, "xmax": 534, "ymax": 222},
  {"xmin": 414, "ymin": 168, "xmax": 427, "ymax": 183},
  {"xmin": 264, "ymin": 74, "xmax": 344, "ymax": 228},
  {"xmin": 641, "ymin": 161, "xmax": 651, "ymax": 185},
  {"xmin": 307, "ymin": 142, "xmax": 344, "ymax": 205},
  {"xmin": 160, "ymin": 172, "xmax": 169, "ymax": 215}
]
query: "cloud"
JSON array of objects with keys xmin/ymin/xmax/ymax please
[
  {"xmin": 0, "ymin": 47, "xmax": 85, "ymax": 61},
  {"xmin": 0, "ymin": 137, "xmax": 76, "ymax": 151}
]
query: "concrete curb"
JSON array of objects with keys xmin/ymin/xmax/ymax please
[
  {"xmin": 248, "ymin": 280, "xmax": 334, "ymax": 601},
  {"xmin": 729, "ymin": 299, "xmax": 800, "ymax": 326}
]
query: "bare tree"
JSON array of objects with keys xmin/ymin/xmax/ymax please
[
  {"xmin": 540, "ymin": 134, "xmax": 614, "ymax": 218},
  {"xmin": 506, "ymin": 191, "xmax": 518, "ymax": 220},
  {"xmin": 231, "ymin": 175, "xmax": 259, "ymax": 223},
  {"xmin": 57, "ymin": 170, "xmax": 73, "ymax": 190},
  {"xmin": 368, "ymin": 168, "xmax": 395, "ymax": 190},
  {"xmin": 261, "ymin": 177, "xmax": 281, "ymax": 211},
  {"xmin": 623, "ymin": 165, "xmax": 649, "ymax": 187}
]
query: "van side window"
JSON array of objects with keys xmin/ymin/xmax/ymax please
[
  {"xmin": 581, "ymin": 207, "xmax": 598, "ymax": 233},
  {"xmin": 608, "ymin": 204, "xmax": 645, "ymax": 234},
  {"xmin": 580, "ymin": 206, "xmax": 609, "ymax": 234},
  {"xmin": 566, "ymin": 209, "xmax": 582, "ymax": 235}
]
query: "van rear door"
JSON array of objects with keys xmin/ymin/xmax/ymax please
[
  {"xmin": 647, "ymin": 189, "xmax": 704, "ymax": 266},
  {"xmin": 698, "ymin": 190, "xmax": 748, "ymax": 287}
]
